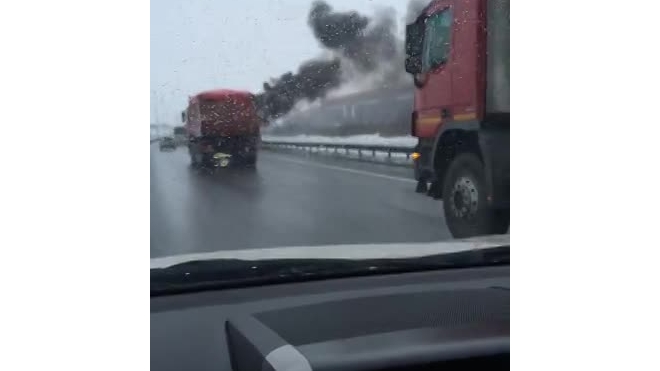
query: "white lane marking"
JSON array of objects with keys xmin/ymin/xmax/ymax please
[{"xmin": 267, "ymin": 154, "xmax": 417, "ymax": 184}]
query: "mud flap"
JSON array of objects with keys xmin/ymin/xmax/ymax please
[
  {"xmin": 428, "ymin": 181, "xmax": 442, "ymax": 199},
  {"xmin": 415, "ymin": 180, "xmax": 428, "ymax": 193}
]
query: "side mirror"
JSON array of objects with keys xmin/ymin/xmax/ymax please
[
  {"xmin": 405, "ymin": 57, "xmax": 422, "ymax": 75},
  {"xmin": 405, "ymin": 22, "xmax": 424, "ymax": 74}
]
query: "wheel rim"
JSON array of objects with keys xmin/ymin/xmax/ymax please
[{"xmin": 449, "ymin": 176, "xmax": 479, "ymax": 220}]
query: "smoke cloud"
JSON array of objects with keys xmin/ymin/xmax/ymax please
[
  {"xmin": 255, "ymin": 58, "xmax": 341, "ymax": 120},
  {"xmin": 308, "ymin": 1, "xmax": 397, "ymax": 73},
  {"xmin": 255, "ymin": 0, "xmax": 431, "ymax": 121}
]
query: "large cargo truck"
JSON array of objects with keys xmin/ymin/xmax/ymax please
[
  {"xmin": 405, "ymin": 0, "xmax": 509, "ymax": 237},
  {"xmin": 183, "ymin": 89, "xmax": 261, "ymax": 168}
]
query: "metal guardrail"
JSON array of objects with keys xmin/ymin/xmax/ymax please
[
  {"xmin": 261, "ymin": 140, "xmax": 416, "ymax": 165},
  {"xmin": 151, "ymin": 138, "xmax": 415, "ymax": 165}
]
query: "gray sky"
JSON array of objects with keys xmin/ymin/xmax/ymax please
[{"xmin": 150, "ymin": 0, "xmax": 410, "ymax": 125}]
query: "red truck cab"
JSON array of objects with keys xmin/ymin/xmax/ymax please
[
  {"xmin": 405, "ymin": 0, "xmax": 509, "ymax": 237},
  {"xmin": 183, "ymin": 89, "xmax": 261, "ymax": 168}
]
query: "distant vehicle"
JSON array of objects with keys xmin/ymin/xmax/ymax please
[
  {"xmin": 405, "ymin": 0, "xmax": 509, "ymax": 238},
  {"xmin": 183, "ymin": 89, "xmax": 261, "ymax": 168},
  {"xmin": 159, "ymin": 137, "xmax": 176, "ymax": 151}
]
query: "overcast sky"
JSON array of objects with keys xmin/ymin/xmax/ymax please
[{"xmin": 150, "ymin": 0, "xmax": 410, "ymax": 125}]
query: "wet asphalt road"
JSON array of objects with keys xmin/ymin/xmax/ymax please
[{"xmin": 150, "ymin": 144, "xmax": 452, "ymax": 258}]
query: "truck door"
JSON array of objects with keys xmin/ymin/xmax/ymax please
[{"xmin": 414, "ymin": 2, "xmax": 454, "ymax": 137}]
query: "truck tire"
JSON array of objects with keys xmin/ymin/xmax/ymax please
[{"xmin": 441, "ymin": 153, "xmax": 508, "ymax": 238}]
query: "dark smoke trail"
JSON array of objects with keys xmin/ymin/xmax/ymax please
[
  {"xmin": 308, "ymin": 1, "xmax": 400, "ymax": 74},
  {"xmin": 256, "ymin": 58, "xmax": 341, "ymax": 120},
  {"xmin": 256, "ymin": 0, "xmax": 427, "ymax": 121}
]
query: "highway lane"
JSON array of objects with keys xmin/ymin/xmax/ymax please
[{"xmin": 150, "ymin": 144, "xmax": 452, "ymax": 258}]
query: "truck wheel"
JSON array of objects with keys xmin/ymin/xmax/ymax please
[{"xmin": 442, "ymin": 153, "xmax": 506, "ymax": 238}]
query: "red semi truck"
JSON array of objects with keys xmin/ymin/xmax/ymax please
[
  {"xmin": 405, "ymin": 0, "xmax": 509, "ymax": 237},
  {"xmin": 183, "ymin": 89, "xmax": 262, "ymax": 168}
]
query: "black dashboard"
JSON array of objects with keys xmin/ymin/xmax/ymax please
[{"xmin": 151, "ymin": 265, "xmax": 509, "ymax": 371}]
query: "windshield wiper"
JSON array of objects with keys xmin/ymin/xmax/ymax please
[{"xmin": 150, "ymin": 245, "xmax": 509, "ymax": 296}]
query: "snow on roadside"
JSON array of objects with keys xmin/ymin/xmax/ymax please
[{"xmin": 261, "ymin": 134, "xmax": 417, "ymax": 147}]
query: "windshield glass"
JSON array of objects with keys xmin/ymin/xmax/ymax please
[{"xmin": 151, "ymin": 0, "xmax": 510, "ymax": 282}]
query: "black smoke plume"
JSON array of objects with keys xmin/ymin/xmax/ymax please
[
  {"xmin": 255, "ymin": 0, "xmax": 429, "ymax": 121},
  {"xmin": 256, "ymin": 58, "xmax": 341, "ymax": 120},
  {"xmin": 307, "ymin": 1, "xmax": 397, "ymax": 73}
]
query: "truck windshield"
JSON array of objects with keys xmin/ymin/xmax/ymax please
[{"xmin": 422, "ymin": 8, "xmax": 453, "ymax": 71}]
